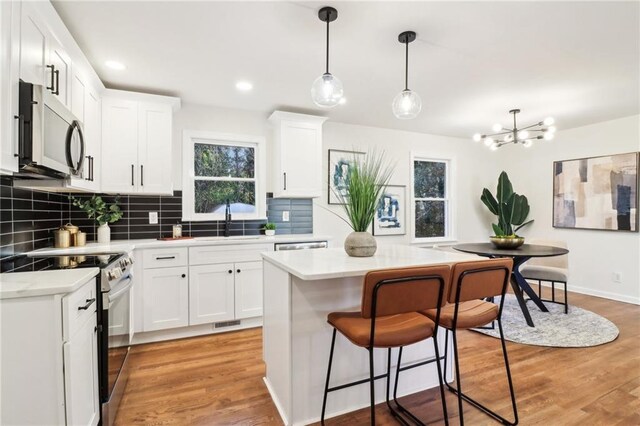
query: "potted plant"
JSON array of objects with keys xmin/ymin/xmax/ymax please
[
  {"xmin": 69, "ymin": 195, "xmax": 123, "ymax": 243},
  {"xmin": 334, "ymin": 151, "xmax": 394, "ymax": 257},
  {"xmin": 480, "ymin": 171, "xmax": 533, "ymax": 249},
  {"xmin": 263, "ymin": 223, "xmax": 276, "ymax": 236}
]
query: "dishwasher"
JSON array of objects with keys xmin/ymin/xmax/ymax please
[{"xmin": 274, "ymin": 241, "xmax": 328, "ymax": 251}]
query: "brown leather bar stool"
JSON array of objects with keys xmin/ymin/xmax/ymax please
[
  {"xmin": 320, "ymin": 265, "xmax": 451, "ymax": 426},
  {"xmin": 422, "ymin": 258, "xmax": 517, "ymax": 426}
]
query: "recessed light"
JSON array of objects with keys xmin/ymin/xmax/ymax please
[
  {"xmin": 236, "ymin": 81, "xmax": 253, "ymax": 92},
  {"xmin": 338, "ymin": 97, "xmax": 346, "ymax": 105},
  {"xmin": 105, "ymin": 60, "xmax": 126, "ymax": 71}
]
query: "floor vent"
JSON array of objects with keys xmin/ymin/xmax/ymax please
[{"xmin": 214, "ymin": 320, "xmax": 241, "ymax": 329}]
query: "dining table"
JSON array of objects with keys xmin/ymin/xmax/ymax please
[{"xmin": 452, "ymin": 243, "xmax": 570, "ymax": 327}]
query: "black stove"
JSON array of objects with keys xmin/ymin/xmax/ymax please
[{"xmin": 1, "ymin": 253, "xmax": 122, "ymax": 273}]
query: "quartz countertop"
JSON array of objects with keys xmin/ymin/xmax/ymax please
[
  {"xmin": 261, "ymin": 244, "xmax": 481, "ymax": 280},
  {"xmin": 28, "ymin": 234, "xmax": 332, "ymax": 256},
  {"xmin": 0, "ymin": 268, "xmax": 100, "ymax": 299}
]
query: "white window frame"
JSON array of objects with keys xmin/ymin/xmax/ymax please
[
  {"xmin": 182, "ymin": 130, "xmax": 267, "ymax": 221},
  {"xmin": 410, "ymin": 154, "xmax": 456, "ymax": 244}
]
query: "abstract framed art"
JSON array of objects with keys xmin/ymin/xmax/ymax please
[
  {"xmin": 553, "ymin": 152, "xmax": 639, "ymax": 232},
  {"xmin": 328, "ymin": 149, "xmax": 365, "ymax": 205},
  {"xmin": 372, "ymin": 185, "xmax": 406, "ymax": 236}
]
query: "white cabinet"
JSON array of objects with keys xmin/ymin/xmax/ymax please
[
  {"xmin": 234, "ymin": 261, "xmax": 264, "ymax": 319},
  {"xmin": 101, "ymin": 91, "xmax": 179, "ymax": 195},
  {"xmin": 269, "ymin": 111, "xmax": 327, "ymax": 198},
  {"xmin": 0, "ymin": 0, "xmax": 20, "ymax": 174},
  {"xmin": 189, "ymin": 263, "xmax": 236, "ymax": 325},
  {"xmin": 48, "ymin": 35, "xmax": 72, "ymax": 107},
  {"xmin": 0, "ymin": 278, "xmax": 99, "ymax": 425},
  {"xmin": 142, "ymin": 266, "xmax": 189, "ymax": 331}
]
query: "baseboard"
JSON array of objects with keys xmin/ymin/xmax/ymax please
[
  {"xmin": 262, "ymin": 377, "xmax": 289, "ymax": 426},
  {"xmin": 131, "ymin": 317, "xmax": 263, "ymax": 345},
  {"xmin": 567, "ymin": 284, "xmax": 640, "ymax": 305}
]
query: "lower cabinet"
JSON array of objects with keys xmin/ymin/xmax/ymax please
[
  {"xmin": 142, "ymin": 266, "xmax": 189, "ymax": 331},
  {"xmin": 189, "ymin": 263, "xmax": 235, "ymax": 325},
  {"xmin": 234, "ymin": 261, "xmax": 263, "ymax": 319}
]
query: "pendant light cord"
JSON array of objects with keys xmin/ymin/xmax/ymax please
[
  {"xmin": 405, "ymin": 40, "xmax": 409, "ymax": 91},
  {"xmin": 326, "ymin": 19, "xmax": 330, "ymax": 74}
]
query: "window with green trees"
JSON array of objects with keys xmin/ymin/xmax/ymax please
[{"xmin": 413, "ymin": 159, "xmax": 450, "ymax": 239}]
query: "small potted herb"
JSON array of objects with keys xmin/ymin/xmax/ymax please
[
  {"xmin": 69, "ymin": 195, "xmax": 123, "ymax": 243},
  {"xmin": 263, "ymin": 223, "xmax": 276, "ymax": 236}
]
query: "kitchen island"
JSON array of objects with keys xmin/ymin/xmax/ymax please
[{"xmin": 261, "ymin": 245, "xmax": 479, "ymax": 425}]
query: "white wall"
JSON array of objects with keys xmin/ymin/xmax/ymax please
[
  {"xmin": 314, "ymin": 122, "xmax": 498, "ymax": 247},
  {"xmin": 502, "ymin": 115, "xmax": 640, "ymax": 304}
]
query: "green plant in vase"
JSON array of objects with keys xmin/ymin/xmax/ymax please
[
  {"xmin": 333, "ymin": 150, "xmax": 394, "ymax": 257},
  {"xmin": 69, "ymin": 195, "xmax": 123, "ymax": 244},
  {"xmin": 480, "ymin": 171, "xmax": 533, "ymax": 249},
  {"xmin": 263, "ymin": 222, "xmax": 276, "ymax": 236}
]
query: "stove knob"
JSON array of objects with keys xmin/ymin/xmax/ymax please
[{"xmin": 106, "ymin": 271, "xmax": 115, "ymax": 281}]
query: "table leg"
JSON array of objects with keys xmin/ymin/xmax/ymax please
[
  {"xmin": 512, "ymin": 265, "xmax": 549, "ymax": 313},
  {"xmin": 509, "ymin": 275, "xmax": 534, "ymax": 327}
]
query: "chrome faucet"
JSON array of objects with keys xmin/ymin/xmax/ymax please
[{"xmin": 224, "ymin": 199, "xmax": 232, "ymax": 237}]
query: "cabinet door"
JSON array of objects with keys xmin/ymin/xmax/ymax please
[
  {"xmin": 234, "ymin": 261, "xmax": 263, "ymax": 319},
  {"xmin": 279, "ymin": 121, "xmax": 322, "ymax": 198},
  {"xmin": 19, "ymin": 3, "xmax": 48, "ymax": 86},
  {"xmin": 142, "ymin": 266, "xmax": 189, "ymax": 331},
  {"xmin": 0, "ymin": 0, "xmax": 20, "ymax": 173},
  {"xmin": 137, "ymin": 102, "xmax": 172, "ymax": 194},
  {"xmin": 70, "ymin": 72, "xmax": 85, "ymax": 121},
  {"xmin": 63, "ymin": 315, "xmax": 100, "ymax": 426},
  {"xmin": 84, "ymin": 89, "xmax": 101, "ymax": 189},
  {"xmin": 189, "ymin": 263, "xmax": 235, "ymax": 325},
  {"xmin": 101, "ymin": 98, "xmax": 139, "ymax": 194},
  {"xmin": 48, "ymin": 36, "xmax": 71, "ymax": 107}
]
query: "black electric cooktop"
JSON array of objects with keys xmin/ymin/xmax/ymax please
[{"xmin": 1, "ymin": 253, "xmax": 122, "ymax": 273}]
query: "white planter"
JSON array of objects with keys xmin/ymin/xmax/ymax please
[
  {"xmin": 265, "ymin": 230, "xmax": 276, "ymax": 236},
  {"xmin": 97, "ymin": 223, "xmax": 111, "ymax": 244}
]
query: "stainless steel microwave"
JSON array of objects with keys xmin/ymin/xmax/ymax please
[{"xmin": 15, "ymin": 80, "xmax": 85, "ymax": 179}]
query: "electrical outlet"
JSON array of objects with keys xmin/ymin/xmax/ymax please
[
  {"xmin": 149, "ymin": 211, "xmax": 158, "ymax": 224},
  {"xmin": 282, "ymin": 211, "xmax": 290, "ymax": 222},
  {"xmin": 612, "ymin": 272, "xmax": 622, "ymax": 283}
]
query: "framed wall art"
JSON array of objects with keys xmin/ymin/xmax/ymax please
[
  {"xmin": 372, "ymin": 185, "xmax": 406, "ymax": 236},
  {"xmin": 328, "ymin": 149, "xmax": 365, "ymax": 205},
  {"xmin": 553, "ymin": 152, "xmax": 638, "ymax": 232}
]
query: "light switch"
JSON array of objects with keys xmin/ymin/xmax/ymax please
[
  {"xmin": 149, "ymin": 211, "xmax": 158, "ymax": 224},
  {"xmin": 282, "ymin": 211, "xmax": 290, "ymax": 222}
]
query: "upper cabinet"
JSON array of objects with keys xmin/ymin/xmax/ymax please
[
  {"xmin": 101, "ymin": 91, "xmax": 180, "ymax": 195},
  {"xmin": 0, "ymin": 1, "xmax": 21, "ymax": 174},
  {"xmin": 269, "ymin": 111, "xmax": 327, "ymax": 198}
]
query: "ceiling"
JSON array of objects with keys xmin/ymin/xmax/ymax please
[{"xmin": 52, "ymin": 1, "xmax": 640, "ymax": 138}]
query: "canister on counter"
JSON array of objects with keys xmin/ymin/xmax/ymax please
[
  {"xmin": 75, "ymin": 231, "xmax": 86, "ymax": 246},
  {"xmin": 64, "ymin": 223, "xmax": 79, "ymax": 245},
  {"xmin": 172, "ymin": 223, "xmax": 183, "ymax": 238},
  {"xmin": 54, "ymin": 228, "xmax": 71, "ymax": 248}
]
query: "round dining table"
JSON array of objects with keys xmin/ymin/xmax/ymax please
[{"xmin": 453, "ymin": 243, "xmax": 569, "ymax": 327}]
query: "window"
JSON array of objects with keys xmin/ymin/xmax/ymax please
[
  {"xmin": 182, "ymin": 131, "xmax": 266, "ymax": 221},
  {"xmin": 411, "ymin": 157, "xmax": 453, "ymax": 241}
]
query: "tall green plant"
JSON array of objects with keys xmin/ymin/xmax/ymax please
[
  {"xmin": 69, "ymin": 195, "xmax": 123, "ymax": 226},
  {"xmin": 481, "ymin": 171, "xmax": 533, "ymax": 237},
  {"xmin": 334, "ymin": 151, "xmax": 394, "ymax": 232}
]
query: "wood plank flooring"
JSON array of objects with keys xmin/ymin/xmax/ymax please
[{"xmin": 116, "ymin": 291, "xmax": 640, "ymax": 425}]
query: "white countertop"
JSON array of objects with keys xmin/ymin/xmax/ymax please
[
  {"xmin": 261, "ymin": 244, "xmax": 481, "ymax": 280},
  {"xmin": 0, "ymin": 268, "xmax": 99, "ymax": 299},
  {"xmin": 28, "ymin": 234, "xmax": 332, "ymax": 256}
]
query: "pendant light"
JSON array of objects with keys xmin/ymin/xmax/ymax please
[
  {"xmin": 311, "ymin": 7, "xmax": 344, "ymax": 108},
  {"xmin": 392, "ymin": 31, "xmax": 422, "ymax": 119}
]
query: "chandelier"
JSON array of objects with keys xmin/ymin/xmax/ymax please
[{"xmin": 473, "ymin": 109, "xmax": 556, "ymax": 150}]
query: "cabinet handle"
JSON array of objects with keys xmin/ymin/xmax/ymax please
[
  {"xmin": 131, "ymin": 164, "xmax": 135, "ymax": 186},
  {"xmin": 236, "ymin": 269, "xmax": 241, "ymax": 274},
  {"xmin": 14, "ymin": 115, "xmax": 24, "ymax": 158},
  {"xmin": 228, "ymin": 270, "xmax": 233, "ymax": 274},
  {"xmin": 140, "ymin": 164, "xmax": 144, "ymax": 186},
  {"xmin": 155, "ymin": 256, "xmax": 176, "ymax": 260},
  {"xmin": 78, "ymin": 298, "xmax": 96, "ymax": 311},
  {"xmin": 53, "ymin": 69, "xmax": 60, "ymax": 96},
  {"xmin": 283, "ymin": 172, "xmax": 287, "ymax": 191},
  {"xmin": 85, "ymin": 156, "xmax": 91, "ymax": 180},
  {"xmin": 181, "ymin": 274, "xmax": 186, "ymax": 278},
  {"xmin": 90, "ymin": 156, "xmax": 94, "ymax": 181},
  {"xmin": 46, "ymin": 65, "xmax": 55, "ymax": 92}
]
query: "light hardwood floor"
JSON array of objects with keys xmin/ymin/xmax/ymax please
[{"xmin": 116, "ymin": 291, "xmax": 640, "ymax": 425}]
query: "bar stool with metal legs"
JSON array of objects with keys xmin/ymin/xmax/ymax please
[
  {"xmin": 422, "ymin": 258, "xmax": 517, "ymax": 426},
  {"xmin": 320, "ymin": 265, "xmax": 451, "ymax": 425}
]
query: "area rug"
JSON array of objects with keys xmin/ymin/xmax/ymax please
[{"xmin": 472, "ymin": 295, "xmax": 619, "ymax": 347}]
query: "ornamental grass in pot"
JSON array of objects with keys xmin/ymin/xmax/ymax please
[
  {"xmin": 480, "ymin": 171, "xmax": 533, "ymax": 249},
  {"xmin": 333, "ymin": 151, "xmax": 394, "ymax": 257}
]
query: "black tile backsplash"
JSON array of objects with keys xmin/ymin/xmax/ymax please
[{"xmin": 0, "ymin": 176, "xmax": 314, "ymax": 259}]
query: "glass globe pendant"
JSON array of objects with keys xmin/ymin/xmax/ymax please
[
  {"xmin": 392, "ymin": 31, "xmax": 421, "ymax": 119},
  {"xmin": 311, "ymin": 7, "xmax": 343, "ymax": 108}
]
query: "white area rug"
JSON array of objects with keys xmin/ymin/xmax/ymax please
[{"xmin": 472, "ymin": 295, "xmax": 619, "ymax": 347}]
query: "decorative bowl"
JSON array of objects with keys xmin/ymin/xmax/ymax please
[{"xmin": 490, "ymin": 236, "xmax": 525, "ymax": 249}]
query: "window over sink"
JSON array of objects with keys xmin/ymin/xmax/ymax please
[{"xmin": 182, "ymin": 131, "xmax": 267, "ymax": 221}]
